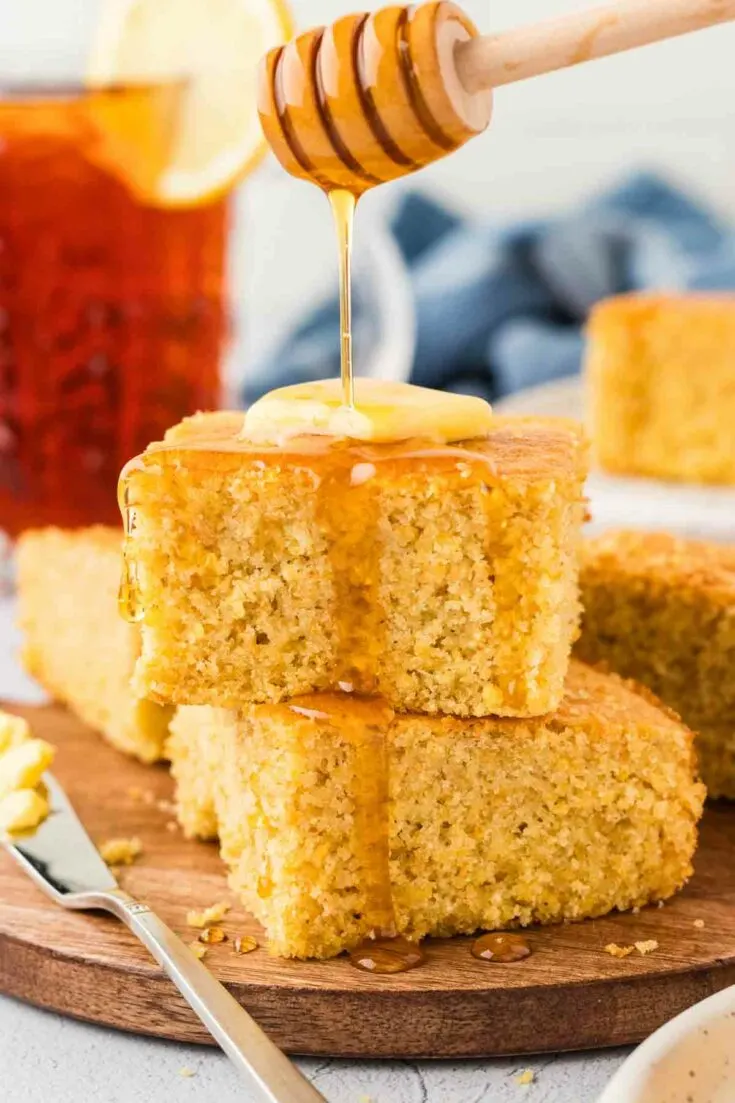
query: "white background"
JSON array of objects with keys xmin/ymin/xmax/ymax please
[{"xmin": 0, "ymin": 0, "xmax": 733, "ymax": 377}]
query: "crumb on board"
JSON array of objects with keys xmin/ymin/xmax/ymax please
[
  {"xmin": 188, "ymin": 942, "xmax": 207, "ymax": 961},
  {"xmin": 233, "ymin": 935, "xmax": 258, "ymax": 955},
  {"xmin": 199, "ymin": 926, "xmax": 227, "ymax": 945},
  {"xmin": 157, "ymin": 798, "xmax": 175, "ymax": 814},
  {"xmin": 178, "ymin": 1067, "xmax": 196, "ymax": 1078},
  {"xmin": 99, "ymin": 837, "xmax": 142, "ymax": 866},
  {"xmin": 635, "ymin": 939, "xmax": 658, "ymax": 955},
  {"xmin": 166, "ymin": 820, "xmax": 178, "ymax": 833},
  {"xmin": 693, "ymin": 919, "xmax": 705, "ymax": 929},
  {"xmin": 605, "ymin": 943, "xmax": 635, "ymax": 958},
  {"xmin": 516, "ymin": 1068, "xmax": 534, "ymax": 1086},
  {"xmin": 187, "ymin": 901, "xmax": 231, "ymax": 929}
]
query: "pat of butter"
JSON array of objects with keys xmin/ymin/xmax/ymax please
[
  {"xmin": 0, "ymin": 789, "xmax": 49, "ymax": 834},
  {"xmin": 240, "ymin": 378, "xmax": 493, "ymax": 445},
  {"xmin": 0, "ymin": 713, "xmax": 30, "ymax": 754},
  {"xmin": 0, "ymin": 738, "xmax": 55, "ymax": 800}
]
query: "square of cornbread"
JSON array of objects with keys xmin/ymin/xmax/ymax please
[
  {"xmin": 167, "ymin": 662, "xmax": 704, "ymax": 959},
  {"xmin": 577, "ymin": 529, "xmax": 735, "ymax": 798},
  {"xmin": 586, "ymin": 294, "xmax": 735, "ymax": 484},
  {"xmin": 122, "ymin": 413, "xmax": 588, "ymax": 718},
  {"xmin": 17, "ymin": 527, "xmax": 172, "ymax": 763}
]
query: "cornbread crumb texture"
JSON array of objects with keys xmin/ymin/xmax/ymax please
[
  {"xmin": 586, "ymin": 294, "xmax": 735, "ymax": 485},
  {"xmin": 169, "ymin": 662, "xmax": 703, "ymax": 959},
  {"xmin": 167, "ymin": 708, "xmax": 222, "ymax": 840},
  {"xmin": 577, "ymin": 529, "xmax": 735, "ymax": 798},
  {"xmin": 99, "ymin": 837, "xmax": 142, "ymax": 866},
  {"xmin": 0, "ymin": 713, "xmax": 54, "ymax": 834},
  {"xmin": 17, "ymin": 527, "xmax": 172, "ymax": 763},
  {"xmin": 186, "ymin": 901, "xmax": 230, "ymax": 928},
  {"xmin": 605, "ymin": 943, "xmax": 634, "ymax": 959},
  {"xmin": 127, "ymin": 414, "xmax": 588, "ymax": 718}
]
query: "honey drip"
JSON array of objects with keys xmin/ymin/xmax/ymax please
[
  {"xmin": 328, "ymin": 189, "xmax": 356, "ymax": 409},
  {"xmin": 349, "ymin": 934, "xmax": 425, "ymax": 974},
  {"xmin": 344, "ymin": 698, "xmax": 394, "ymax": 937},
  {"xmin": 119, "ymin": 484, "xmax": 143, "ymax": 624},
  {"xmin": 471, "ymin": 932, "xmax": 531, "ymax": 963}
]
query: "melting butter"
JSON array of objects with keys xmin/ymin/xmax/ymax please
[{"xmin": 240, "ymin": 378, "xmax": 493, "ymax": 445}]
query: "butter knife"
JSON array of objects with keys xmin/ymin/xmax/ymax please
[{"xmin": 2, "ymin": 774, "xmax": 325, "ymax": 1103}]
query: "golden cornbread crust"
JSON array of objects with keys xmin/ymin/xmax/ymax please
[
  {"xmin": 577, "ymin": 529, "xmax": 735, "ymax": 797},
  {"xmin": 586, "ymin": 293, "xmax": 735, "ymax": 485},
  {"xmin": 168, "ymin": 662, "xmax": 704, "ymax": 959},
  {"xmin": 17, "ymin": 527, "xmax": 172, "ymax": 763},
  {"xmin": 124, "ymin": 413, "xmax": 588, "ymax": 718}
]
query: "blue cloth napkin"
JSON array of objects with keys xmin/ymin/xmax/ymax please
[{"xmin": 244, "ymin": 173, "xmax": 735, "ymax": 404}]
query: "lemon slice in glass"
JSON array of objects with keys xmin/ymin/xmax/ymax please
[{"xmin": 88, "ymin": 0, "xmax": 293, "ymax": 207}]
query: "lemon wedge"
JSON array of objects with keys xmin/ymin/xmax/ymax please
[{"xmin": 88, "ymin": 0, "xmax": 293, "ymax": 207}]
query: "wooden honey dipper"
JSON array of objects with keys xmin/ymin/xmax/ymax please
[{"xmin": 259, "ymin": 0, "xmax": 735, "ymax": 193}]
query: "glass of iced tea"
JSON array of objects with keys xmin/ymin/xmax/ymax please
[{"xmin": 0, "ymin": 80, "xmax": 229, "ymax": 535}]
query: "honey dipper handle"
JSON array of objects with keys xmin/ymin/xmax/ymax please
[{"xmin": 456, "ymin": 0, "xmax": 735, "ymax": 93}]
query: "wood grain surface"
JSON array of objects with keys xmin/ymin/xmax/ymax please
[{"xmin": 0, "ymin": 702, "xmax": 733, "ymax": 1059}]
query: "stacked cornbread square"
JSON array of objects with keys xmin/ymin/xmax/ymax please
[
  {"xmin": 169, "ymin": 667, "xmax": 702, "ymax": 959},
  {"xmin": 118, "ymin": 381, "xmax": 703, "ymax": 959},
  {"xmin": 123, "ymin": 410, "xmax": 587, "ymax": 718},
  {"xmin": 578, "ymin": 530, "xmax": 735, "ymax": 799},
  {"xmin": 586, "ymin": 293, "xmax": 735, "ymax": 485}
]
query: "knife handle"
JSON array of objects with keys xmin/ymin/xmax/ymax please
[{"xmin": 103, "ymin": 890, "xmax": 325, "ymax": 1103}]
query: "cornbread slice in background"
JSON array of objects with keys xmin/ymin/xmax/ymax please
[
  {"xmin": 586, "ymin": 294, "xmax": 735, "ymax": 485},
  {"xmin": 577, "ymin": 529, "xmax": 735, "ymax": 798},
  {"xmin": 123, "ymin": 413, "xmax": 588, "ymax": 718},
  {"xmin": 17, "ymin": 527, "xmax": 171, "ymax": 763},
  {"xmin": 168, "ymin": 662, "xmax": 704, "ymax": 959}
]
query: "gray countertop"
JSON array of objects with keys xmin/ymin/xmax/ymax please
[
  {"xmin": 0, "ymin": 995, "xmax": 628, "ymax": 1102},
  {"xmin": 0, "ymin": 597, "xmax": 629, "ymax": 1102}
]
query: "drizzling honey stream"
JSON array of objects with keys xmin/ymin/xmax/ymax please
[{"xmin": 257, "ymin": 0, "xmax": 492, "ymax": 407}]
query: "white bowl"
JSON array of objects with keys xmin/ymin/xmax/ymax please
[{"xmin": 596, "ymin": 985, "xmax": 735, "ymax": 1103}]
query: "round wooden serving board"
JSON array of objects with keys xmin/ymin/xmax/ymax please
[{"xmin": 1, "ymin": 703, "xmax": 734, "ymax": 1059}]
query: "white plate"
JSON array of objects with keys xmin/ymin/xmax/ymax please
[
  {"xmin": 596, "ymin": 985, "xmax": 735, "ymax": 1103},
  {"xmin": 497, "ymin": 378, "xmax": 735, "ymax": 543}
]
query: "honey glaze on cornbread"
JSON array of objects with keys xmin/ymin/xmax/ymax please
[
  {"xmin": 287, "ymin": 692, "xmax": 423, "ymax": 971},
  {"xmin": 120, "ymin": 483, "xmax": 144, "ymax": 624},
  {"xmin": 118, "ymin": 428, "xmax": 503, "ymax": 698}
]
